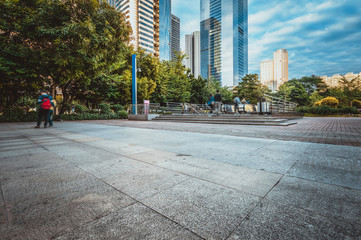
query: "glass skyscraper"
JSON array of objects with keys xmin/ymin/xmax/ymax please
[
  {"xmin": 106, "ymin": 0, "xmax": 171, "ymax": 60},
  {"xmin": 158, "ymin": 0, "xmax": 171, "ymax": 61},
  {"xmin": 200, "ymin": 0, "xmax": 248, "ymax": 86}
]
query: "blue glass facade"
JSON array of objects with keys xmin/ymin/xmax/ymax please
[
  {"xmin": 200, "ymin": 0, "xmax": 248, "ymax": 86},
  {"xmin": 159, "ymin": 0, "xmax": 171, "ymax": 61}
]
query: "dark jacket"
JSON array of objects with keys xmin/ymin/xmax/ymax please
[{"xmin": 214, "ymin": 93, "xmax": 222, "ymax": 102}]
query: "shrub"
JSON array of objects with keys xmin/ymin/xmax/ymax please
[
  {"xmin": 74, "ymin": 103, "xmax": 89, "ymax": 113},
  {"xmin": 296, "ymin": 106, "xmax": 309, "ymax": 113},
  {"xmin": 112, "ymin": 104, "xmax": 124, "ymax": 112},
  {"xmin": 53, "ymin": 112, "xmax": 127, "ymax": 121},
  {"xmin": 314, "ymin": 101, "xmax": 321, "ymax": 107},
  {"xmin": 352, "ymin": 99, "xmax": 361, "ymax": 108},
  {"xmin": 337, "ymin": 107, "xmax": 359, "ymax": 114},
  {"xmin": 116, "ymin": 110, "xmax": 128, "ymax": 119},
  {"xmin": 320, "ymin": 97, "xmax": 339, "ymax": 108},
  {"xmin": 310, "ymin": 105, "xmax": 338, "ymax": 115},
  {"xmin": 98, "ymin": 103, "xmax": 112, "ymax": 114},
  {"xmin": 0, "ymin": 108, "xmax": 37, "ymax": 122}
]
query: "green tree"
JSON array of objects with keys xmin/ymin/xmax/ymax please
[
  {"xmin": 162, "ymin": 52, "xmax": 191, "ymax": 102},
  {"xmin": 297, "ymin": 75, "xmax": 327, "ymax": 94},
  {"xmin": 189, "ymin": 75, "xmax": 208, "ymax": 104},
  {"xmin": 0, "ymin": 0, "xmax": 133, "ymax": 112},
  {"xmin": 338, "ymin": 75, "xmax": 361, "ymax": 106},
  {"xmin": 0, "ymin": 0, "xmax": 44, "ymax": 108},
  {"xmin": 277, "ymin": 80, "xmax": 310, "ymax": 106},
  {"xmin": 234, "ymin": 74, "xmax": 269, "ymax": 104}
]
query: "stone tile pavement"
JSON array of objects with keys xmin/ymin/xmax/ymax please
[
  {"xmin": 0, "ymin": 119, "xmax": 360, "ymax": 239},
  {"xmin": 87, "ymin": 117, "xmax": 361, "ymax": 147}
]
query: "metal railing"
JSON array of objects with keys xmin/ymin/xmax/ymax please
[{"xmin": 264, "ymin": 94, "xmax": 298, "ymax": 113}]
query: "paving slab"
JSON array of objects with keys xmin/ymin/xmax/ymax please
[
  {"xmin": 263, "ymin": 176, "xmax": 361, "ymax": 223},
  {"xmin": 299, "ymin": 152, "xmax": 361, "ymax": 172},
  {"xmin": 225, "ymin": 153, "xmax": 297, "ymax": 174},
  {"xmin": 1, "ymin": 120, "xmax": 361, "ymax": 239},
  {"xmin": 1, "ymin": 160, "xmax": 135, "ymax": 240},
  {"xmin": 227, "ymin": 201, "xmax": 361, "ymax": 240},
  {"xmin": 197, "ymin": 163, "xmax": 283, "ymax": 197},
  {"xmin": 99, "ymin": 159, "xmax": 190, "ymax": 200},
  {"xmin": 55, "ymin": 203, "xmax": 202, "ymax": 240},
  {"xmin": 305, "ymin": 143, "xmax": 361, "ymax": 160},
  {"xmin": 287, "ymin": 162, "xmax": 361, "ymax": 190},
  {"xmin": 60, "ymin": 150, "xmax": 121, "ymax": 167},
  {"xmin": 0, "ymin": 146, "xmax": 48, "ymax": 159},
  {"xmin": 142, "ymin": 178, "xmax": 260, "ymax": 240},
  {"xmin": 130, "ymin": 149, "xmax": 224, "ymax": 176}
]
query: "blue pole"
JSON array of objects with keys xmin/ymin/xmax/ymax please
[{"xmin": 132, "ymin": 54, "xmax": 137, "ymax": 114}]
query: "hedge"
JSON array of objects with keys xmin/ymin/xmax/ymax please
[
  {"xmin": 297, "ymin": 106, "xmax": 359, "ymax": 115},
  {"xmin": 0, "ymin": 109, "xmax": 128, "ymax": 122}
]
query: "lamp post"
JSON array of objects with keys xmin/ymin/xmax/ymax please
[{"xmin": 132, "ymin": 54, "xmax": 137, "ymax": 114}]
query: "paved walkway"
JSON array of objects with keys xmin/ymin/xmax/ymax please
[
  {"xmin": 0, "ymin": 119, "xmax": 361, "ymax": 239},
  {"xmin": 85, "ymin": 117, "xmax": 361, "ymax": 147}
]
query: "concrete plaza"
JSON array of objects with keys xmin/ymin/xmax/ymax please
[{"xmin": 0, "ymin": 117, "xmax": 361, "ymax": 239}]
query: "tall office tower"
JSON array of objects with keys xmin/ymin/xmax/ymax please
[
  {"xmin": 158, "ymin": 0, "xmax": 171, "ymax": 60},
  {"xmin": 171, "ymin": 14, "xmax": 180, "ymax": 61},
  {"xmin": 260, "ymin": 60, "xmax": 275, "ymax": 91},
  {"xmin": 273, "ymin": 49, "xmax": 288, "ymax": 88},
  {"xmin": 260, "ymin": 49, "xmax": 288, "ymax": 92},
  {"xmin": 185, "ymin": 31, "xmax": 201, "ymax": 77},
  {"xmin": 106, "ymin": 0, "xmax": 171, "ymax": 59},
  {"xmin": 200, "ymin": 0, "xmax": 248, "ymax": 86}
]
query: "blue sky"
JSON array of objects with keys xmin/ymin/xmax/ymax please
[{"xmin": 172, "ymin": 0, "xmax": 361, "ymax": 79}]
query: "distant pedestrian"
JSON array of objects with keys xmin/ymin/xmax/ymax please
[
  {"xmin": 233, "ymin": 96, "xmax": 241, "ymax": 114},
  {"xmin": 207, "ymin": 94, "xmax": 215, "ymax": 114},
  {"xmin": 35, "ymin": 90, "xmax": 54, "ymax": 128},
  {"xmin": 241, "ymin": 97, "xmax": 247, "ymax": 112},
  {"xmin": 47, "ymin": 98, "xmax": 56, "ymax": 127},
  {"xmin": 214, "ymin": 90, "xmax": 222, "ymax": 115}
]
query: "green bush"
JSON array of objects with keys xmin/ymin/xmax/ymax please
[
  {"xmin": 116, "ymin": 110, "xmax": 128, "ymax": 119},
  {"xmin": 98, "ymin": 103, "xmax": 112, "ymax": 114},
  {"xmin": 112, "ymin": 104, "xmax": 124, "ymax": 112},
  {"xmin": 53, "ymin": 112, "xmax": 126, "ymax": 121},
  {"xmin": 310, "ymin": 105, "xmax": 338, "ymax": 115},
  {"xmin": 89, "ymin": 109, "xmax": 100, "ymax": 114},
  {"xmin": 337, "ymin": 107, "xmax": 359, "ymax": 114},
  {"xmin": 0, "ymin": 108, "xmax": 37, "ymax": 122},
  {"xmin": 74, "ymin": 103, "xmax": 89, "ymax": 113},
  {"xmin": 296, "ymin": 106, "xmax": 309, "ymax": 113},
  {"xmin": 352, "ymin": 99, "xmax": 361, "ymax": 108},
  {"xmin": 296, "ymin": 105, "xmax": 359, "ymax": 115}
]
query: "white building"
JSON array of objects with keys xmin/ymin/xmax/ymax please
[
  {"xmin": 185, "ymin": 31, "xmax": 201, "ymax": 77},
  {"xmin": 260, "ymin": 49, "xmax": 288, "ymax": 92}
]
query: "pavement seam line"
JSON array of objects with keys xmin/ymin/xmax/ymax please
[
  {"xmin": 0, "ymin": 180, "xmax": 9, "ymax": 223},
  {"xmin": 43, "ymin": 127, "xmax": 265, "ymax": 199},
  {"xmin": 35, "ymin": 136, "xmax": 206, "ymax": 239}
]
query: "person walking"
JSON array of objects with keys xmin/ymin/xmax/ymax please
[
  {"xmin": 241, "ymin": 97, "xmax": 247, "ymax": 113},
  {"xmin": 35, "ymin": 90, "xmax": 55, "ymax": 128},
  {"xmin": 207, "ymin": 94, "xmax": 215, "ymax": 114},
  {"xmin": 47, "ymin": 98, "xmax": 56, "ymax": 127},
  {"xmin": 233, "ymin": 96, "xmax": 241, "ymax": 114},
  {"xmin": 214, "ymin": 90, "xmax": 222, "ymax": 116}
]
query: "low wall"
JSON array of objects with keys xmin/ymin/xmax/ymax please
[{"xmin": 128, "ymin": 114, "xmax": 159, "ymax": 121}]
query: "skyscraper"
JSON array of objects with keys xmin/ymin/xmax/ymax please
[
  {"xmin": 185, "ymin": 31, "xmax": 201, "ymax": 77},
  {"xmin": 260, "ymin": 49, "xmax": 289, "ymax": 92},
  {"xmin": 158, "ymin": 0, "xmax": 171, "ymax": 60},
  {"xmin": 171, "ymin": 14, "xmax": 180, "ymax": 61},
  {"xmin": 106, "ymin": 0, "xmax": 171, "ymax": 60},
  {"xmin": 200, "ymin": 0, "xmax": 248, "ymax": 86},
  {"xmin": 273, "ymin": 49, "xmax": 288, "ymax": 88}
]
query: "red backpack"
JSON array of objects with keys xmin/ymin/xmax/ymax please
[{"xmin": 41, "ymin": 98, "xmax": 51, "ymax": 109}]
